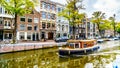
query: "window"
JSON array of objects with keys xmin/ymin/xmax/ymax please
[
  {"xmin": 42, "ymin": 2, "xmax": 46, "ymax": 9},
  {"xmin": 52, "ymin": 23, "xmax": 55, "ymax": 27},
  {"xmin": 0, "ymin": 7, "xmax": 2, "ymax": 13},
  {"xmin": 51, "ymin": 14, "xmax": 55, "ymax": 20},
  {"xmin": 4, "ymin": 21, "xmax": 7, "ymax": 26},
  {"xmin": 4, "ymin": 34, "xmax": 8, "ymax": 39},
  {"xmin": 63, "ymin": 33, "xmax": 67, "ymax": 36},
  {"xmin": 5, "ymin": 10, "xmax": 8, "ymax": 14},
  {"xmin": 47, "ymin": 23, "xmax": 50, "ymax": 28},
  {"xmin": 5, "ymin": 33, "xmax": 12, "ymax": 39},
  {"xmin": 28, "ymin": 18, "xmax": 32, "ymax": 22},
  {"xmin": 34, "ymin": 18, "xmax": 39, "ymax": 23},
  {"xmin": 52, "ymin": 5, "xmax": 55, "ymax": 10},
  {"xmin": 66, "ymin": 25, "xmax": 68, "ymax": 31},
  {"xmin": 27, "ymin": 32, "xmax": 31, "ymax": 40},
  {"xmin": 20, "ymin": 24, "xmax": 25, "ymax": 30},
  {"xmin": 20, "ymin": 36, "xmax": 24, "ymax": 39},
  {"xmin": 58, "ymin": 24, "xmax": 60, "ymax": 31},
  {"xmin": 27, "ymin": 35, "xmax": 31, "ymax": 40},
  {"xmin": 0, "ymin": 19, "xmax": 3, "ymax": 24},
  {"xmin": 62, "ymin": 25, "xmax": 64, "ymax": 31},
  {"xmin": 69, "ymin": 43, "xmax": 74, "ymax": 48},
  {"xmin": 42, "ymin": 12, "xmax": 46, "ymax": 19},
  {"xmin": 20, "ymin": 17, "xmax": 25, "ymax": 22},
  {"xmin": 47, "ymin": 4, "xmax": 51, "ymax": 10},
  {"xmin": 41, "ymin": 32, "xmax": 45, "ymax": 39},
  {"xmin": 27, "ymin": 25, "xmax": 32, "ymax": 30},
  {"xmin": 57, "ymin": 33, "xmax": 60, "ymax": 38},
  {"xmin": 75, "ymin": 43, "xmax": 79, "ymax": 48},
  {"xmin": 19, "ymin": 32, "xmax": 24, "ymax": 40},
  {"xmin": 42, "ymin": 22, "xmax": 46, "ymax": 29},
  {"xmin": 84, "ymin": 44, "xmax": 87, "ymax": 48},
  {"xmin": 48, "ymin": 13, "xmax": 51, "ymax": 19},
  {"xmin": 34, "ymin": 25, "xmax": 37, "ymax": 31},
  {"xmin": 8, "ymin": 21, "xmax": 10, "ymax": 26},
  {"xmin": 57, "ymin": 7, "xmax": 61, "ymax": 12},
  {"xmin": 58, "ymin": 20, "xmax": 61, "ymax": 22}
]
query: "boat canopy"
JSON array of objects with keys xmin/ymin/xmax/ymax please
[{"xmin": 67, "ymin": 39, "xmax": 96, "ymax": 43}]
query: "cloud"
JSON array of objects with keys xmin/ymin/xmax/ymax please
[{"xmin": 93, "ymin": 0, "xmax": 120, "ymax": 21}]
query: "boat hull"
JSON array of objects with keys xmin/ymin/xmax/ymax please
[{"xmin": 59, "ymin": 46, "xmax": 100, "ymax": 56}]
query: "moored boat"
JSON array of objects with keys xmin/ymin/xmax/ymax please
[{"xmin": 59, "ymin": 39, "xmax": 100, "ymax": 57}]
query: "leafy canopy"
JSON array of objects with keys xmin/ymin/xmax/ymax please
[
  {"xmin": 116, "ymin": 23, "xmax": 120, "ymax": 33},
  {"xmin": 91, "ymin": 11, "xmax": 105, "ymax": 24},
  {"xmin": 0, "ymin": 0, "xmax": 38, "ymax": 15},
  {"xmin": 58, "ymin": 0, "xmax": 85, "ymax": 26}
]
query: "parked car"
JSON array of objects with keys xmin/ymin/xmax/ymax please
[
  {"xmin": 113, "ymin": 37, "xmax": 119, "ymax": 40},
  {"xmin": 55, "ymin": 37, "xmax": 69, "ymax": 42},
  {"xmin": 55, "ymin": 37, "xmax": 61, "ymax": 42}
]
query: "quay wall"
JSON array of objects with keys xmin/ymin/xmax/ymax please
[{"xmin": 0, "ymin": 42, "xmax": 67, "ymax": 54}]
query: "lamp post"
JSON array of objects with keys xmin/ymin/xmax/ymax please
[{"xmin": 113, "ymin": 14, "xmax": 116, "ymax": 37}]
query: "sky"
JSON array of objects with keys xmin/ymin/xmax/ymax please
[{"xmin": 51, "ymin": 0, "xmax": 120, "ymax": 22}]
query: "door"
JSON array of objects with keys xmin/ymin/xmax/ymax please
[
  {"xmin": 32, "ymin": 33, "xmax": 35, "ymax": 41},
  {"xmin": 0, "ymin": 30, "xmax": 3, "ymax": 40},
  {"xmin": 48, "ymin": 32, "xmax": 54, "ymax": 40}
]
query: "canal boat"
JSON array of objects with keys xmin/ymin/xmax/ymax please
[{"xmin": 59, "ymin": 39, "xmax": 100, "ymax": 57}]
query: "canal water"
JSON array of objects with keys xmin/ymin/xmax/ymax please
[{"xmin": 0, "ymin": 40, "xmax": 120, "ymax": 68}]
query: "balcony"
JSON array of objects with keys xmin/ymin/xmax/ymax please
[
  {"xmin": 4, "ymin": 26, "xmax": 13, "ymax": 29},
  {"xmin": 0, "ymin": 14, "xmax": 14, "ymax": 18}
]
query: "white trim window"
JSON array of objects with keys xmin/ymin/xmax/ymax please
[
  {"xmin": 19, "ymin": 32, "xmax": 25, "ymax": 40},
  {"xmin": 27, "ymin": 24, "xmax": 32, "ymax": 30},
  {"xmin": 34, "ymin": 18, "xmax": 39, "ymax": 23},
  {"xmin": 27, "ymin": 32, "xmax": 32, "ymax": 40},
  {"xmin": 20, "ymin": 24, "xmax": 25, "ymax": 30}
]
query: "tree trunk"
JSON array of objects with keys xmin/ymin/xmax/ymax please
[
  {"xmin": 13, "ymin": 14, "xmax": 17, "ymax": 43},
  {"xmin": 72, "ymin": 25, "xmax": 76, "ymax": 39},
  {"xmin": 113, "ymin": 22, "xmax": 116, "ymax": 37},
  {"xmin": 97, "ymin": 23, "xmax": 101, "ymax": 38}
]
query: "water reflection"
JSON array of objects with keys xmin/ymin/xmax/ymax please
[{"xmin": 0, "ymin": 41, "xmax": 120, "ymax": 68}]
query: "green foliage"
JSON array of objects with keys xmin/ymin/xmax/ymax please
[
  {"xmin": 58, "ymin": 0, "xmax": 85, "ymax": 39},
  {"xmin": 91, "ymin": 11, "xmax": 106, "ymax": 36},
  {"xmin": 116, "ymin": 23, "xmax": 120, "ymax": 33},
  {"xmin": 58, "ymin": 0, "xmax": 85, "ymax": 26},
  {"xmin": 91, "ymin": 11, "xmax": 105, "ymax": 24},
  {"xmin": 100, "ymin": 20, "xmax": 112, "ymax": 30},
  {"xmin": 0, "ymin": 0, "xmax": 37, "ymax": 43},
  {"xmin": 0, "ymin": 0, "xmax": 37, "ymax": 15}
]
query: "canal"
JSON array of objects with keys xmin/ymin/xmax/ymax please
[{"xmin": 0, "ymin": 40, "xmax": 120, "ymax": 68}]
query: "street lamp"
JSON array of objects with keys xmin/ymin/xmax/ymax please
[{"xmin": 113, "ymin": 14, "xmax": 116, "ymax": 37}]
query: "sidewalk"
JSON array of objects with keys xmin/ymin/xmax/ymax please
[{"xmin": 0, "ymin": 41, "xmax": 67, "ymax": 54}]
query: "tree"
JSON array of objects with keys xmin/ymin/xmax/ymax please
[
  {"xmin": 59, "ymin": 0, "xmax": 85, "ymax": 39},
  {"xmin": 0, "ymin": 0, "xmax": 37, "ymax": 43},
  {"xmin": 109, "ymin": 14, "xmax": 116, "ymax": 37},
  {"xmin": 91, "ymin": 11, "xmax": 105, "ymax": 37},
  {"xmin": 99, "ymin": 20, "xmax": 112, "ymax": 37},
  {"xmin": 116, "ymin": 23, "xmax": 120, "ymax": 36}
]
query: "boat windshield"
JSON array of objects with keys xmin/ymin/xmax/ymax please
[
  {"xmin": 84, "ymin": 44, "xmax": 87, "ymax": 48},
  {"xmin": 75, "ymin": 43, "xmax": 79, "ymax": 48},
  {"xmin": 69, "ymin": 43, "xmax": 74, "ymax": 48}
]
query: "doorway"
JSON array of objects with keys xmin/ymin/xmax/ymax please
[
  {"xmin": 0, "ymin": 30, "xmax": 3, "ymax": 40},
  {"xmin": 48, "ymin": 32, "xmax": 54, "ymax": 40}
]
